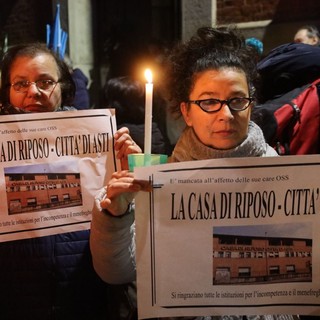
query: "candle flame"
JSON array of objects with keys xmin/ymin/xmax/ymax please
[{"xmin": 144, "ymin": 69, "xmax": 153, "ymax": 83}]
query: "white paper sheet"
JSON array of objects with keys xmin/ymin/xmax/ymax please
[
  {"xmin": 135, "ymin": 155, "xmax": 320, "ymax": 319},
  {"xmin": 0, "ymin": 109, "xmax": 118, "ymax": 241}
]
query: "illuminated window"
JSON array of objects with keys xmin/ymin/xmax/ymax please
[
  {"xmin": 27, "ymin": 198, "xmax": 37, "ymax": 206},
  {"xmin": 286, "ymin": 265, "xmax": 295, "ymax": 273},
  {"xmin": 269, "ymin": 266, "xmax": 279, "ymax": 275},
  {"xmin": 63, "ymin": 194, "xmax": 70, "ymax": 200},
  {"xmin": 238, "ymin": 267, "xmax": 250, "ymax": 277},
  {"xmin": 50, "ymin": 195, "xmax": 59, "ymax": 203}
]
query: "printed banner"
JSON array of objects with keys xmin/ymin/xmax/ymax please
[
  {"xmin": 0, "ymin": 109, "xmax": 117, "ymax": 241},
  {"xmin": 135, "ymin": 155, "xmax": 320, "ymax": 319}
]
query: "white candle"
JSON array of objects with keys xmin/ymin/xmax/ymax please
[{"xmin": 144, "ymin": 69, "xmax": 153, "ymax": 154}]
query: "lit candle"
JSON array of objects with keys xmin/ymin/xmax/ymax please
[{"xmin": 144, "ymin": 69, "xmax": 153, "ymax": 154}]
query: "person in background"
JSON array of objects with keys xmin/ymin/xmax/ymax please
[
  {"xmin": 90, "ymin": 26, "xmax": 299, "ymax": 320},
  {"xmin": 293, "ymin": 25, "xmax": 320, "ymax": 46},
  {"xmin": 0, "ymin": 42, "xmax": 110, "ymax": 319},
  {"xmin": 64, "ymin": 54, "xmax": 91, "ymax": 110},
  {"xmin": 103, "ymin": 75, "xmax": 170, "ymax": 155},
  {"xmin": 257, "ymin": 40, "xmax": 320, "ymax": 103},
  {"xmin": 245, "ymin": 37, "xmax": 264, "ymax": 60},
  {"xmin": 72, "ymin": 67, "xmax": 91, "ymax": 109}
]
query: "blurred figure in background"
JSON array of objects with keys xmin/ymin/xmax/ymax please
[
  {"xmin": 257, "ymin": 41, "xmax": 320, "ymax": 102},
  {"xmin": 245, "ymin": 37, "xmax": 264, "ymax": 60},
  {"xmin": 103, "ymin": 75, "xmax": 170, "ymax": 155},
  {"xmin": 294, "ymin": 25, "xmax": 320, "ymax": 46},
  {"xmin": 64, "ymin": 54, "xmax": 91, "ymax": 109}
]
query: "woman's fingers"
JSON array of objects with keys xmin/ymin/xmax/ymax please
[{"xmin": 114, "ymin": 127, "xmax": 142, "ymax": 169}]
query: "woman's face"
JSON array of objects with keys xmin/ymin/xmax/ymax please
[
  {"xmin": 9, "ymin": 54, "xmax": 62, "ymax": 112},
  {"xmin": 180, "ymin": 68, "xmax": 252, "ymax": 150}
]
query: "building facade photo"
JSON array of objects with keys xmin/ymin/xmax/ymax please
[
  {"xmin": 213, "ymin": 232, "xmax": 312, "ymax": 285},
  {"xmin": 5, "ymin": 170, "xmax": 82, "ymax": 214}
]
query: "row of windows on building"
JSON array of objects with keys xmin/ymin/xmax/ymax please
[
  {"xmin": 236, "ymin": 264, "xmax": 298, "ymax": 277},
  {"xmin": 217, "ymin": 235, "xmax": 312, "ymax": 247},
  {"xmin": 213, "ymin": 250, "xmax": 312, "ymax": 259},
  {"xmin": 23, "ymin": 193, "xmax": 72, "ymax": 206},
  {"xmin": 8, "ymin": 173, "xmax": 80, "ymax": 181},
  {"xmin": 7, "ymin": 182, "xmax": 81, "ymax": 192}
]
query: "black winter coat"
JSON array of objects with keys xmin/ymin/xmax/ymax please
[{"xmin": 0, "ymin": 231, "xmax": 110, "ymax": 320}]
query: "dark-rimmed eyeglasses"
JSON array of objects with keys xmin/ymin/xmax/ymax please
[
  {"xmin": 11, "ymin": 80, "xmax": 59, "ymax": 93},
  {"xmin": 187, "ymin": 97, "xmax": 253, "ymax": 113}
]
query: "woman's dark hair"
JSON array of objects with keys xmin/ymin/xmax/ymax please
[
  {"xmin": 0, "ymin": 42, "xmax": 75, "ymax": 107},
  {"xmin": 103, "ymin": 76, "xmax": 145, "ymax": 125},
  {"xmin": 164, "ymin": 26, "xmax": 259, "ymax": 117}
]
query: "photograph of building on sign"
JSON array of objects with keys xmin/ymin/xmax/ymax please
[
  {"xmin": 4, "ymin": 161, "xmax": 82, "ymax": 215},
  {"xmin": 213, "ymin": 223, "xmax": 312, "ymax": 285}
]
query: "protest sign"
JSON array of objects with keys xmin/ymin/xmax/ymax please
[
  {"xmin": 0, "ymin": 109, "xmax": 117, "ymax": 241},
  {"xmin": 135, "ymin": 155, "xmax": 320, "ymax": 319}
]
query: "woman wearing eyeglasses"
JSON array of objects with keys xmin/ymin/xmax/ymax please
[
  {"xmin": 0, "ymin": 43, "xmax": 113, "ymax": 319},
  {"xmin": 167, "ymin": 27, "xmax": 277, "ymax": 162},
  {"xmin": 90, "ymin": 27, "xmax": 296, "ymax": 320},
  {"xmin": 0, "ymin": 43, "xmax": 75, "ymax": 114}
]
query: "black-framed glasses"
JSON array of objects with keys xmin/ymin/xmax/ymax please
[
  {"xmin": 187, "ymin": 97, "xmax": 253, "ymax": 113},
  {"xmin": 11, "ymin": 80, "xmax": 59, "ymax": 93}
]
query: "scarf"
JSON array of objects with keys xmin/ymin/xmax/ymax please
[{"xmin": 170, "ymin": 121, "xmax": 277, "ymax": 162}]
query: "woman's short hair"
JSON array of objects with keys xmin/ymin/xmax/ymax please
[{"xmin": 0, "ymin": 42, "xmax": 75, "ymax": 107}]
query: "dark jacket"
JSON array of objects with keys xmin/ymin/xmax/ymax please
[
  {"xmin": 72, "ymin": 68, "xmax": 90, "ymax": 110},
  {"xmin": 0, "ymin": 106, "xmax": 110, "ymax": 320},
  {"xmin": 0, "ymin": 231, "xmax": 110, "ymax": 320},
  {"xmin": 258, "ymin": 42, "xmax": 320, "ymax": 102}
]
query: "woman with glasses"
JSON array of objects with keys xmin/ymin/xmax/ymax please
[
  {"xmin": 90, "ymin": 27, "xmax": 296, "ymax": 320},
  {"xmin": 0, "ymin": 43, "xmax": 112, "ymax": 319},
  {"xmin": 0, "ymin": 43, "xmax": 75, "ymax": 114},
  {"xmin": 166, "ymin": 26, "xmax": 276, "ymax": 162}
]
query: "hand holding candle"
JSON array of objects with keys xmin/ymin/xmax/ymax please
[{"xmin": 144, "ymin": 69, "xmax": 153, "ymax": 155}]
